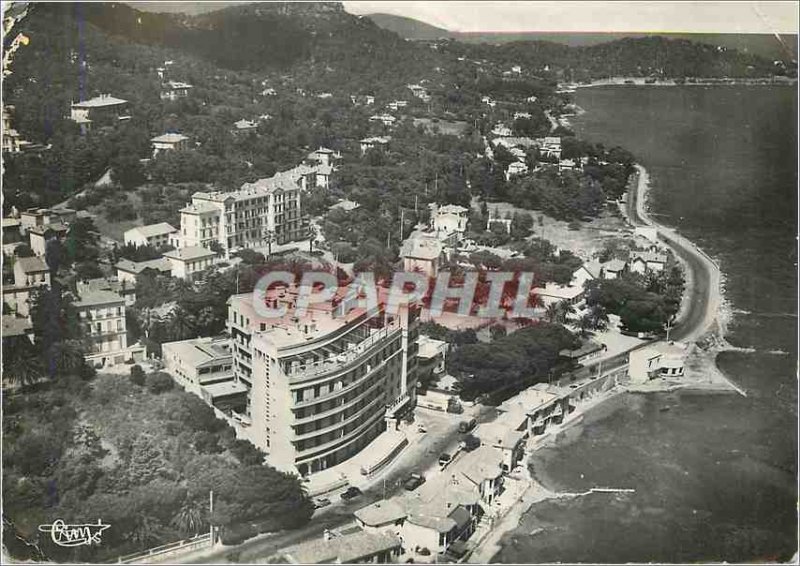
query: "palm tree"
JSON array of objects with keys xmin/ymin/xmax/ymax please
[
  {"xmin": 544, "ymin": 303, "xmax": 560, "ymax": 323},
  {"xmin": 171, "ymin": 499, "xmax": 207, "ymax": 535},
  {"xmin": 570, "ymin": 314, "xmax": 592, "ymax": 337},
  {"xmin": 168, "ymin": 306, "xmax": 196, "ymax": 342},
  {"xmin": 556, "ymin": 300, "xmax": 576, "ymax": 324},
  {"xmin": 50, "ymin": 339, "xmax": 85, "ymax": 375},
  {"xmin": 588, "ymin": 305, "xmax": 609, "ymax": 331},
  {"xmin": 3, "ymin": 349, "xmax": 44, "ymax": 389}
]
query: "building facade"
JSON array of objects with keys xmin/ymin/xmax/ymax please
[
  {"xmin": 179, "ymin": 169, "xmax": 309, "ymax": 253},
  {"xmin": 74, "ymin": 289, "xmax": 132, "ymax": 368},
  {"xmin": 227, "ymin": 288, "xmax": 419, "ymax": 476}
]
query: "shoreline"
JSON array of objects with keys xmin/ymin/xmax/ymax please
[
  {"xmin": 481, "ymin": 155, "xmax": 741, "ymax": 561},
  {"xmin": 571, "ymin": 76, "xmax": 797, "ymax": 89}
]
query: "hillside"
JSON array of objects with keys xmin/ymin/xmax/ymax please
[
  {"xmin": 363, "ymin": 13, "xmax": 797, "ymax": 63},
  {"xmin": 366, "ymin": 13, "xmax": 452, "ymax": 40}
]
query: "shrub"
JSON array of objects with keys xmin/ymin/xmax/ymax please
[
  {"xmin": 129, "ymin": 365, "xmax": 146, "ymax": 386},
  {"xmin": 145, "ymin": 372, "xmax": 174, "ymax": 394}
]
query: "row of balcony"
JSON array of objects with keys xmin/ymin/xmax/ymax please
[
  {"xmin": 291, "ymin": 349, "xmax": 401, "ymax": 409},
  {"xmin": 293, "ymin": 393, "xmax": 385, "ymax": 443},
  {"xmin": 293, "ymin": 372, "xmax": 386, "ymax": 426},
  {"xmin": 286, "ymin": 324, "xmax": 401, "ymax": 383},
  {"xmin": 294, "ymin": 403, "xmax": 385, "ymax": 461}
]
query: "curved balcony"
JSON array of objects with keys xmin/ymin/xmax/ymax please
[
  {"xmin": 293, "ymin": 393, "xmax": 385, "ymax": 442},
  {"xmin": 287, "ymin": 325, "xmax": 402, "ymax": 386},
  {"xmin": 292, "ymin": 349, "xmax": 401, "ymax": 410},
  {"xmin": 294, "ymin": 406, "xmax": 385, "ymax": 463},
  {"xmin": 293, "ymin": 375, "xmax": 385, "ymax": 426}
]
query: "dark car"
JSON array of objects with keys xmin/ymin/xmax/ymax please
[
  {"xmin": 438, "ymin": 452, "xmax": 452, "ymax": 466},
  {"xmin": 313, "ymin": 497, "xmax": 331, "ymax": 509},
  {"xmin": 403, "ymin": 473, "xmax": 426, "ymax": 491},
  {"xmin": 340, "ymin": 486, "xmax": 362, "ymax": 501}
]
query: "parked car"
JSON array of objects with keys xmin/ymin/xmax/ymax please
[
  {"xmin": 417, "ymin": 424, "xmax": 427, "ymax": 433},
  {"xmin": 458, "ymin": 418, "xmax": 476, "ymax": 433},
  {"xmin": 438, "ymin": 452, "xmax": 452, "ymax": 466},
  {"xmin": 403, "ymin": 473, "xmax": 426, "ymax": 491},
  {"xmin": 313, "ymin": 497, "xmax": 331, "ymax": 509},
  {"xmin": 340, "ymin": 487, "xmax": 362, "ymax": 501}
]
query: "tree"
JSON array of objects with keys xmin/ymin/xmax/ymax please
[
  {"xmin": 145, "ymin": 372, "xmax": 174, "ymax": 394},
  {"xmin": 171, "ymin": 499, "xmax": 207, "ymax": 536},
  {"xmin": 110, "ymin": 154, "xmax": 145, "ymax": 190},
  {"xmin": 129, "ymin": 365, "xmax": 146, "ymax": 386}
]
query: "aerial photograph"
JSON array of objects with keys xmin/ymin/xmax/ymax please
[{"xmin": 1, "ymin": 1, "xmax": 797, "ymax": 564}]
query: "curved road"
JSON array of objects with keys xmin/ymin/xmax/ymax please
[{"xmin": 626, "ymin": 165, "xmax": 722, "ymax": 342}]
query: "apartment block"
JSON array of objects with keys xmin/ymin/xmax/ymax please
[
  {"xmin": 75, "ymin": 288, "xmax": 138, "ymax": 368},
  {"xmin": 226, "ymin": 286, "xmax": 419, "ymax": 476},
  {"xmin": 179, "ymin": 167, "xmax": 310, "ymax": 254}
]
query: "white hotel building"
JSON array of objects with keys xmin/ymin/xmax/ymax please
[
  {"xmin": 178, "ymin": 167, "xmax": 311, "ymax": 253},
  {"xmin": 226, "ymin": 287, "xmax": 419, "ymax": 476}
]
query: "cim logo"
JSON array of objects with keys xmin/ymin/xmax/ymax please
[{"xmin": 38, "ymin": 519, "xmax": 110, "ymax": 547}]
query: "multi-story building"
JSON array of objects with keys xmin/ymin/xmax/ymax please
[
  {"xmin": 75, "ymin": 288, "xmax": 133, "ymax": 368},
  {"xmin": 160, "ymin": 80, "xmax": 192, "ymax": 101},
  {"xmin": 179, "ymin": 168, "xmax": 309, "ymax": 253},
  {"xmin": 76, "ymin": 276, "xmax": 136, "ymax": 308},
  {"xmin": 163, "ymin": 246, "xmax": 219, "ymax": 280},
  {"xmin": 151, "ymin": 133, "xmax": 190, "ymax": 157},
  {"xmin": 70, "ymin": 94, "xmax": 130, "ymax": 132},
  {"xmin": 227, "ymin": 286, "xmax": 419, "ymax": 476}
]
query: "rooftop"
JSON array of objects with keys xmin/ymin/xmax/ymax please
[
  {"xmin": 360, "ymin": 136, "xmax": 390, "ymax": 144},
  {"xmin": 125, "ymin": 222, "xmax": 176, "ymax": 239},
  {"xmin": 559, "ymin": 340, "xmax": 606, "ymax": 360},
  {"xmin": 202, "ymin": 380, "xmax": 248, "ymax": 399},
  {"xmin": 2, "ymin": 316, "xmax": 32, "ymax": 338},
  {"xmin": 164, "ymin": 245, "xmax": 217, "ymax": 262},
  {"xmin": 330, "ymin": 199, "xmax": 360, "ymax": 212},
  {"xmin": 456, "ymin": 445, "xmax": 505, "ymax": 485},
  {"xmin": 75, "ymin": 289, "xmax": 125, "ymax": 308},
  {"xmin": 630, "ymin": 250, "xmax": 667, "ymax": 263},
  {"xmin": 15, "ymin": 256, "xmax": 48, "ymax": 273},
  {"xmin": 281, "ymin": 531, "xmax": 401, "ymax": 564},
  {"xmin": 163, "ymin": 336, "xmax": 232, "ymax": 368},
  {"xmin": 72, "ymin": 94, "xmax": 128, "ymax": 108},
  {"xmin": 533, "ymin": 281, "xmax": 584, "ymax": 300},
  {"xmin": 603, "ymin": 258, "xmax": 628, "ymax": 272},
  {"xmin": 354, "ymin": 499, "xmax": 407, "ymax": 526},
  {"xmin": 400, "ymin": 232, "xmax": 443, "ymax": 261},
  {"xmin": 418, "ymin": 334, "xmax": 447, "ymax": 360},
  {"xmin": 115, "ymin": 257, "xmax": 173, "ymax": 274},
  {"xmin": 164, "ymin": 80, "xmax": 192, "ymax": 89},
  {"xmin": 152, "ymin": 133, "xmax": 189, "ymax": 144}
]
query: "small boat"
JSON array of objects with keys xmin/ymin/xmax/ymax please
[{"xmin": 659, "ymin": 406, "xmax": 671, "ymax": 412}]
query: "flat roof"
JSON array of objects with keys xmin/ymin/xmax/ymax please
[
  {"xmin": 75, "ymin": 289, "xmax": 124, "ymax": 308},
  {"xmin": 163, "ymin": 336, "xmax": 232, "ymax": 368},
  {"xmin": 2, "ymin": 316, "xmax": 32, "ymax": 337},
  {"xmin": 418, "ymin": 335, "xmax": 447, "ymax": 359},
  {"xmin": 282, "ymin": 531, "xmax": 401, "ymax": 564},
  {"xmin": 15, "ymin": 256, "xmax": 48, "ymax": 273},
  {"xmin": 163, "ymin": 245, "xmax": 216, "ymax": 262},
  {"xmin": 560, "ymin": 340, "xmax": 605, "ymax": 359},
  {"xmin": 202, "ymin": 380, "xmax": 247, "ymax": 399},
  {"xmin": 400, "ymin": 233, "xmax": 442, "ymax": 260}
]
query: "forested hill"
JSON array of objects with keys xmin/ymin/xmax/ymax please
[
  {"xmin": 436, "ymin": 35, "xmax": 784, "ymax": 80},
  {"xmin": 80, "ymin": 1, "xmax": 421, "ymax": 72}
]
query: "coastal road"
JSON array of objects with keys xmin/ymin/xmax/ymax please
[{"xmin": 626, "ymin": 165, "xmax": 721, "ymax": 342}]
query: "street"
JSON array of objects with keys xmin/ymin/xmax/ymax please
[{"xmin": 178, "ymin": 405, "xmax": 497, "ymax": 563}]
